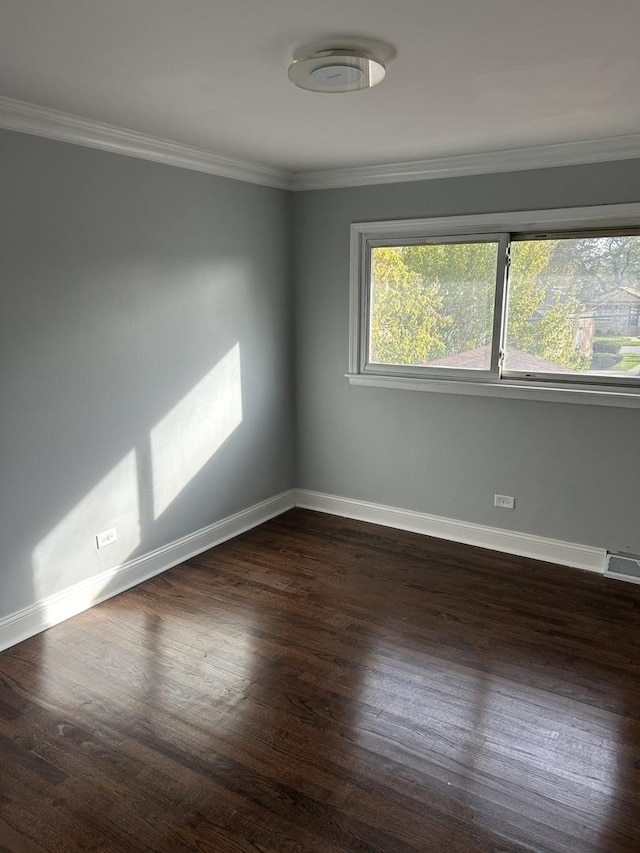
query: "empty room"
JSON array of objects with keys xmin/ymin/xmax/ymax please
[{"xmin": 1, "ymin": 2, "xmax": 640, "ymax": 851}]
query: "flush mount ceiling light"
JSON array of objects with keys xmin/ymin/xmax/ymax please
[{"xmin": 288, "ymin": 46, "xmax": 387, "ymax": 93}]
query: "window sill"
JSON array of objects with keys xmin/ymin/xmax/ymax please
[{"xmin": 346, "ymin": 373, "xmax": 640, "ymax": 409}]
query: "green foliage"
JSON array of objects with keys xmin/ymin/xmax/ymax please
[
  {"xmin": 530, "ymin": 295, "xmax": 590, "ymax": 371},
  {"xmin": 617, "ymin": 354, "xmax": 640, "ymax": 370},
  {"xmin": 543, "ymin": 235, "xmax": 640, "ymax": 300},
  {"xmin": 593, "ymin": 341, "xmax": 620, "ymax": 353},
  {"xmin": 591, "ymin": 353, "xmax": 621, "ymax": 370},
  {"xmin": 506, "ymin": 241, "xmax": 556, "ymax": 354},
  {"xmin": 370, "ymin": 246, "xmax": 447, "ymax": 365},
  {"xmin": 402, "ymin": 242, "xmax": 497, "ymax": 353},
  {"xmin": 595, "ymin": 336, "xmax": 640, "ymax": 346}
]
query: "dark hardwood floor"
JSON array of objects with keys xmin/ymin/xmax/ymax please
[{"xmin": 1, "ymin": 509, "xmax": 639, "ymax": 852}]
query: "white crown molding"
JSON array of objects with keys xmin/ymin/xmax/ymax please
[
  {"xmin": 2, "ymin": 97, "xmax": 639, "ymax": 193},
  {"xmin": 0, "ymin": 490, "xmax": 295, "ymax": 653},
  {"xmin": 295, "ymin": 490, "xmax": 606, "ymax": 574},
  {"xmin": 292, "ymin": 134, "xmax": 640, "ymax": 191},
  {"xmin": 0, "ymin": 96, "xmax": 293, "ymax": 190}
]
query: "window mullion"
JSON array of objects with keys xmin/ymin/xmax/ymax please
[{"xmin": 490, "ymin": 234, "xmax": 511, "ymax": 379}]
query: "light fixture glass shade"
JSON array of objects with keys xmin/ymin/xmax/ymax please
[{"xmin": 288, "ymin": 49, "xmax": 386, "ymax": 93}]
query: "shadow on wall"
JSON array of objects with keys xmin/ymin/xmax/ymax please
[{"xmin": 31, "ymin": 341, "xmax": 244, "ymax": 627}]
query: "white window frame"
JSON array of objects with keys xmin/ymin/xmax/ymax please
[
  {"xmin": 363, "ymin": 233, "xmax": 509, "ymax": 382},
  {"xmin": 348, "ymin": 203, "xmax": 640, "ymax": 409}
]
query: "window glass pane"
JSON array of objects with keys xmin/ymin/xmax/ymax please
[
  {"xmin": 505, "ymin": 235, "xmax": 640, "ymax": 377},
  {"xmin": 369, "ymin": 241, "xmax": 500, "ymax": 370}
]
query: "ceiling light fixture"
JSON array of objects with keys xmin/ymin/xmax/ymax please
[{"xmin": 288, "ymin": 47, "xmax": 387, "ymax": 93}]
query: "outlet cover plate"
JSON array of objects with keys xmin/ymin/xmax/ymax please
[
  {"xmin": 494, "ymin": 494, "xmax": 515, "ymax": 509},
  {"xmin": 96, "ymin": 527, "xmax": 118, "ymax": 549}
]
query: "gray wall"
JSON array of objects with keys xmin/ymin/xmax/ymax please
[
  {"xmin": 293, "ymin": 161, "xmax": 640, "ymax": 553},
  {"xmin": 0, "ymin": 129, "xmax": 294, "ymax": 619},
  {"xmin": 3, "ymin": 128, "xmax": 640, "ymax": 627}
]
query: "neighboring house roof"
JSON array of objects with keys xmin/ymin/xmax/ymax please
[
  {"xmin": 426, "ymin": 344, "xmax": 569, "ymax": 372},
  {"xmin": 592, "ymin": 286, "xmax": 640, "ymax": 307}
]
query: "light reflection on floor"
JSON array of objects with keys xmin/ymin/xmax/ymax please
[{"xmin": 355, "ymin": 644, "xmax": 621, "ymax": 846}]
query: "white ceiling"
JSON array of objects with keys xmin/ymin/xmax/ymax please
[{"xmin": 1, "ymin": 0, "xmax": 640, "ymax": 174}]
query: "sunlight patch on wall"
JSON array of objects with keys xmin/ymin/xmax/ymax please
[
  {"xmin": 32, "ymin": 449, "xmax": 141, "ymax": 616},
  {"xmin": 151, "ymin": 343, "xmax": 243, "ymax": 520}
]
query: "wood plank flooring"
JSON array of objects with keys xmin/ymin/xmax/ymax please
[{"xmin": 1, "ymin": 508, "xmax": 639, "ymax": 852}]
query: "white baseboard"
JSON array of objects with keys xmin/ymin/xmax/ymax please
[
  {"xmin": 0, "ymin": 490, "xmax": 295, "ymax": 653},
  {"xmin": 0, "ymin": 487, "xmax": 606, "ymax": 654},
  {"xmin": 295, "ymin": 489, "xmax": 606, "ymax": 574}
]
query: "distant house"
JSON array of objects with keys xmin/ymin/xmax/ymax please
[{"xmin": 588, "ymin": 286, "xmax": 640, "ymax": 335}]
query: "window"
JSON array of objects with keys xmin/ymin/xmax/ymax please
[
  {"xmin": 367, "ymin": 236, "xmax": 507, "ymax": 377},
  {"xmin": 349, "ymin": 205, "xmax": 640, "ymax": 406},
  {"xmin": 505, "ymin": 233, "xmax": 640, "ymax": 384}
]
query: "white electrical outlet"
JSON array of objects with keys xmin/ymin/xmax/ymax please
[
  {"xmin": 494, "ymin": 494, "xmax": 515, "ymax": 510},
  {"xmin": 96, "ymin": 527, "xmax": 118, "ymax": 549}
]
